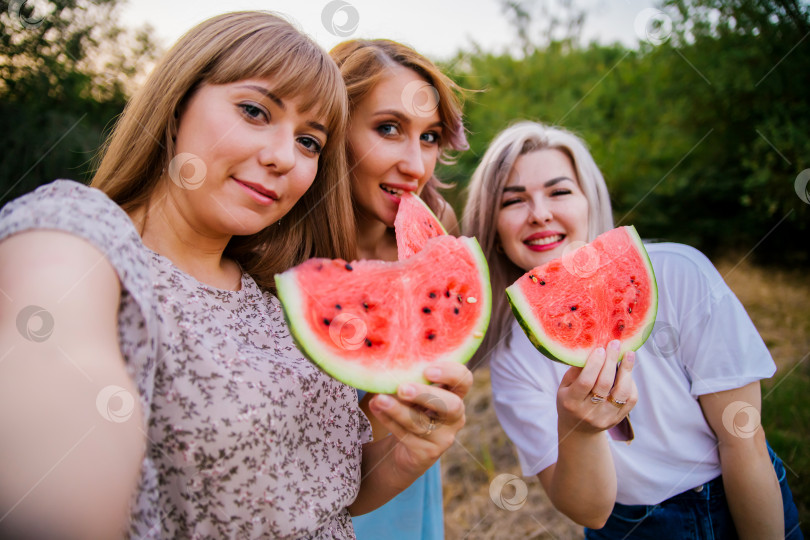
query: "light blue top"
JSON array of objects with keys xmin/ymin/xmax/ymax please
[{"xmin": 352, "ymin": 391, "xmax": 444, "ymax": 539}]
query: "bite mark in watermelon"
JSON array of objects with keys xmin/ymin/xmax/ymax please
[
  {"xmin": 506, "ymin": 226, "xmax": 657, "ymax": 367},
  {"xmin": 275, "ymin": 235, "xmax": 491, "ymax": 393},
  {"xmin": 394, "ymin": 192, "xmax": 447, "ymax": 260}
]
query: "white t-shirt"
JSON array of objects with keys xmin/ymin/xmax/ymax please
[{"xmin": 490, "ymin": 242, "xmax": 776, "ymax": 505}]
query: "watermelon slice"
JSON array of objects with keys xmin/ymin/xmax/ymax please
[
  {"xmin": 506, "ymin": 226, "xmax": 657, "ymax": 367},
  {"xmin": 394, "ymin": 192, "xmax": 447, "ymax": 260},
  {"xmin": 274, "ymin": 235, "xmax": 491, "ymax": 393}
]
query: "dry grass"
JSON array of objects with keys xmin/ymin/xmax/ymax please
[{"xmin": 442, "ymin": 256, "xmax": 810, "ymax": 538}]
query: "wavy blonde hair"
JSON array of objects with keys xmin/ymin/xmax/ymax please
[
  {"xmin": 463, "ymin": 121, "xmax": 614, "ymax": 368},
  {"xmin": 92, "ymin": 11, "xmax": 355, "ymax": 290},
  {"xmin": 329, "ymin": 39, "xmax": 468, "ymax": 215}
]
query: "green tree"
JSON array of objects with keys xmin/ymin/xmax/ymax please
[{"xmin": 0, "ymin": 0, "xmax": 159, "ymax": 205}]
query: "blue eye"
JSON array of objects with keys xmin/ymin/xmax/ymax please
[
  {"xmin": 376, "ymin": 123, "xmax": 399, "ymax": 137},
  {"xmin": 239, "ymin": 103, "xmax": 268, "ymax": 122},
  {"xmin": 299, "ymin": 136, "xmax": 323, "ymax": 155},
  {"xmin": 421, "ymin": 132, "xmax": 440, "ymax": 145}
]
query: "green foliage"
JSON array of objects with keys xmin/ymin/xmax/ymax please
[
  {"xmin": 440, "ymin": 0, "xmax": 809, "ymax": 264},
  {"xmin": 0, "ymin": 0, "xmax": 159, "ymax": 204}
]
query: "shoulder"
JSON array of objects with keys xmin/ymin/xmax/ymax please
[
  {"xmin": 0, "ymin": 179, "xmax": 153, "ymax": 309},
  {"xmin": 644, "ymin": 242, "xmax": 726, "ymax": 297}
]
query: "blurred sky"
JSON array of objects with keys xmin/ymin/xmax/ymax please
[{"xmin": 119, "ymin": 0, "xmax": 661, "ymax": 60}]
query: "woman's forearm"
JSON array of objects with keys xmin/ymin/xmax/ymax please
[{"xmin": 719, "ymin": 432, "xmax": 783, "ymax": 540}]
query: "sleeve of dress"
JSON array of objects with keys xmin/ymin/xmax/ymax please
[
  {"xmin": 489, "ymin": 326, "xmax": 563, "ymax": 477},
  {"xmin": 657, "ymin": 244, "xmax": 776, "ymax": 397},
  {"xmin": 0, "ymin": 179, "xmax": 158, "ymax": 416}
]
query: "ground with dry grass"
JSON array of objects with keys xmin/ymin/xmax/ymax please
[{"xmin": 443, "ymin": 256, "xmax": 810, "ymax": 538}]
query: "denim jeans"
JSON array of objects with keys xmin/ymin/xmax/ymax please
[{"xmin": 584, "ymin": 443, "xmax": 803, "ymax": 539}]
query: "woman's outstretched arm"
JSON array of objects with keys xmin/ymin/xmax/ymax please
[
  {"xmin": 537, "ymin": 343, "xmax": 637, "ymax": 528},
  {"xmin": 0, "ymin": 231, "xmax": 145, "ymax": 539}
]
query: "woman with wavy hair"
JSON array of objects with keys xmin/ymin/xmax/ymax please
[{"xmin": 330, "ymin": 39, "xmax": 469, "ymax": 539}]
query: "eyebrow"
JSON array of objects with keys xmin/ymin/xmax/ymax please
[
  {"xmin": 238, "ymin": 84, "xmax": 329, "ymax": 137},
  {"xmin": 374, "ymin": 109, "xmax": 443, "ymax": 130},
  {"xmin": 503, "ymin": 176, "xmax": 573, "ymax": 192}
]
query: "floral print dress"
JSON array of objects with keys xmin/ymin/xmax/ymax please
[{"xmin": 0, "ymin": 180, "xmax": 371, "ymax": 539}]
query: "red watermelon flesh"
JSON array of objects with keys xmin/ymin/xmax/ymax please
[
  {"xmin": 394, "ymin": 192, "xmax": 447, "ymax": 260},
  {"xmin": 275, "ymin": 235, "xmax": 491, "ymax": 393},
  {"xmin": 506, "ymin": 226, "xmax": 657, "ymax": 367}
]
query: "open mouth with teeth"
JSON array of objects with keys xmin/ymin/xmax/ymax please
[
  {"xmin": 524, "ymin": 234, "xmax": 565, "ymax": 249},
  {"xmin": 380, "ymin": 184, "xmax": 407, "ymax": 197}
]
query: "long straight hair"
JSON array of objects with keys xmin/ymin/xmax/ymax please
[
  {"xmin": 329, "ymin": 39, "xmax": 468, "ymax": 217},
  {"xmin": 92, "ymin": 12, "xmax": 356, "ymax": 290},
  {"xmin": 462, "ymin": 121, "xmax": 614, "ymax": 368}
]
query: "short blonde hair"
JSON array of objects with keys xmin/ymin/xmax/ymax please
[
  {"xmin": 463, "ymin": 121, "xmax": 613, "ymax": 368},
  {"xmin": 92, "ymin": 11, "xmax": 355, "ymax": 289},
  {"xmin": 329, "ymin": 39, "xmax": 468, "ymax": 215}
]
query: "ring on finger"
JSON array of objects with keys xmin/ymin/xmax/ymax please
[
  {"xmin": 607, "ymin": 395, "xmax": 627, "ymax": 408},
  {"xmin": 590, "ymin": 392, "xmax": 607, "ymax": 404},
  {"xmin": 421, "ymin": 416, "xmax": 439, "ymax": 437}
]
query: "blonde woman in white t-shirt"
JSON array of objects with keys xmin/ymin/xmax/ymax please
[{"xmin": 462, "ymin": 121, "xmax": 801, "ymax": 540}]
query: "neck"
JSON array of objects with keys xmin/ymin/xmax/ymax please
[
  {"xmin": 129, "ymin": 186, "xmax": 241, "ymax": 290},
  {"xmin": 355, "ymin": 210, "xmax": 398, "ymax": 261}
]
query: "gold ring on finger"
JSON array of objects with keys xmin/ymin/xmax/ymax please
[{"xmin": 607, "ymin": 395, "xmax": 627, "ymax": 408}]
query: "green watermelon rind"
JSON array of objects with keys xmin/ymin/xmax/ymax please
[
  {"xmin": 402, "ymin": 192, "xmax": 448, "ymax": 234},
  {"xmin": 505, "ymin": 226, "xmax": 658, "ymax": 368},
  {"xmin": 274, "ymin": 236, "xmax": 491, "ymax": 394}
]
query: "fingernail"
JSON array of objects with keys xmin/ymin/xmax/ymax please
[
  {"xmin": 425, "ymin": 367, "xmax": 441, "ymax": 380},
  {"xmin": 399, "ymin": 383, "xmax": 416, "ymax": 398},
  {"xmin": 375, "ymin": 395, "xmax": 393, "ymax": 409},
  {"xmin": 625, "ymin": 351, "xmax": 635, "ymax": 366},
  {"xmin": 595, "ymin": 347, "xmax": 606, "ymax": 356},
  {"xmin": 609, "ymin": 340, "xmax": 621, "ymax": 350}
]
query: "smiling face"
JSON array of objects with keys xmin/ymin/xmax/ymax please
[
  {"xmin": 496, "ymin": 148, "xmax": 590, "ymax": 272},
  {"xmin": 166, "ymin": 78, "xmax": 328, "ymax": 237},
  {"xmin": 347, "ymin": 65, "xmax": 443, "ymax": 228}
]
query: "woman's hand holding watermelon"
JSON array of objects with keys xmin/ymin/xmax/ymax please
[
  {"xmin": 348, "ymin": 361, "xmax": 471, "ymax": 516},
  {"xmin": 556, "ymin": 340, "xmax": 637, "ymax": 435}
]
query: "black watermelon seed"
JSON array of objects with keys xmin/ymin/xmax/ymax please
[
  {"xmin": 618, "ymin": 324, "xmax": 625, "ymax": 331},
  {"xmin": 323, "ymin": 318, "xmax": 331, "ymax": 326},
  {"xmin": 365, "ymin": 338, "xmax": 372, "ymax": 347},
  {"xmin": 429, "ymin": 292, "xmax": 437, "ymax": 299},
  {"xmin": 454, "ymin": 307, "xmax": 460, "ymax": 315},
  {"xmin": 540, "ymin": 280, "xmax": 546, "ymax": 286},
  {"xmin": 630, "ymin": 277, "xmax": 635, "ymax": 283},
  {"xmin": 422, "ymin": 307, "xmax": 431, "ymax": 314},
  {"xmin": 530, "ymin": 274, "xmax": 538, "ymax": 283},
  {"xmin": 362, "ymin": 302, "xmax": 369, "ymax": 310},
  {"xmin": 444, "ymin": 290, "xmax": 451, "ymax": 298},
  {"xmin": 427, "ymin": 333, "xmax": 436, "ymax": 340},
  {"xmin": 345, "ymin": 263, "xmax": 353, "ymax": 271},
  {"xmin": 335, "ymin": 304, "xmax": 342, "ymax": 310},
  {"xmin": 457, "ymin": 294, "xmax": 463, "ymax": 303},
  {"xmin": 570, "ymin": 306, "xmax": 577, "ymax": 311},
  {"xmin": 628, "ymin": 307, "xmax": 633, "ymax": 314},
  {"xmin": 567, "ymin": 323, "xmax": 572, "ymax": 328}
]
